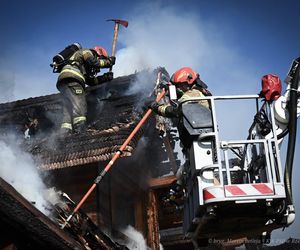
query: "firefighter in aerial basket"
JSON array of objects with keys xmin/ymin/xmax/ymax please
[
  {"xmin": 149, "ymin": 67, "xmax": 212, "ymax": 183},
  {"xmin": 149, "ymin": 67, "xmax": 212, "ymax": 145},
  {"xmin": 52, "ymin": 44, "xmax": 116, "ymax": 135}
]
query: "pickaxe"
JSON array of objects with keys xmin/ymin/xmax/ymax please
[{"xmin": 107, "ymin": 19, "xmax": 128, "ymax": 71}]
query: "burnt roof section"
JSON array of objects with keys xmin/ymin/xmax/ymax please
[
  {"xmin": 0, "ymin": 177, "xmax": 129, "ymax": 249},
  {"xmin": 0, "ymin": 177, "xmax": 83, "ymax": 250},
  {"xmin": 0, "ymin": 71, "xmax": 158, "ymax": 170}
]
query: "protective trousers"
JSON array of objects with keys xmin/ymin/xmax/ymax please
[{"xmin": 57, "ymin": 80, "xmax": 87, "ymax": 131}]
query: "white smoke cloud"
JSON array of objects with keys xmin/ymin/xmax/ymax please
[
  {"xmin": 114, "ymin": 3, "xmax": 258, "ymax": 95},
  {"xmin": 114, "ymin": 4, "xmax": 204, "ymax": 76},
  {"xmin": 124, "ymin": 69, "xmax": 156, "ymax": 96},
  {"xmin": 122, "ymin": 225, "xmax": 149, "ymax": 250},
  {"xmin": 122, "ymin": 225, "xmax": 165, "ymax": 250},
  {"xmin": 0, "ymin": 136, "xmax": 59, "ymax": 216}
]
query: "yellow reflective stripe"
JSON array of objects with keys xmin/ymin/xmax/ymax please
[
  {"xmin": 60, "ymin": 68, "xmax": 85, "ymax": 82},
  {"xmin": 198, "ymin": 100, "xmax": 210, "ymax": 108},
  {"xmin": 61, "ymin": 123, "xmax": 72, "ymax": 130},
  {"xmin": 179, "ymin": 93, "xmax": 193, "ymax": 102},
  {"xmin": 180, "ymin": 91, "xmax": 210, "ymax": 108},
  {"xmin": 73, "ymin": 116, "xmax": 86, "ymax": 124},
  {"xmin": 100, "ymin": 60, "xmax": 106, "ymax": 67}
]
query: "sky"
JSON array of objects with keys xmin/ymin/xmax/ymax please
[{"xmin": 0, "ymin": 0, "xmax": 300, "ymax": 244}]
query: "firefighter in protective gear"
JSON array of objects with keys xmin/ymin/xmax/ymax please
[
  {"xmin": 150, "ymin": 67, "xmax": 211, "ymax": 121},
  {"xmin": 56, "ymin": 46, "xmax": 115, "ymax": 135},
  {"xmin": 150, "ymin": 66, "xmax": 211, "ymax": 147},
  {"xmin": 149, "ymin": 67, "xmax": 212, "ymax": 186},
  {"xmin": 150, "ymin": 67, "xmax": 211, "ymax": 147}
]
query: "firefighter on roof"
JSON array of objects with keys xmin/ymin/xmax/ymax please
[{"xmin": 55, "ymin": 45, "xmax": 115, "ymax": 135}]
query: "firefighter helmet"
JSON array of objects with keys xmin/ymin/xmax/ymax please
[
  {"xmin": 170, "ymin": 67, "xmax": 199, "ymax": 85},
  {"xmin": 93, "ymin": 46, "xmax": 109, "ymax": 58}
]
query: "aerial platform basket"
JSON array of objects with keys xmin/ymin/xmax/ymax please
[{"xmin": 181, "ymin": 95, "xmax": 287, "ymax": 242}]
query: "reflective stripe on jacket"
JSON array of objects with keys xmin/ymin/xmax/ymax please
[
  {"xmin": 73, "ymin": 116, "xmax": 86, "ymax": 125},
  {"xmin": 157, "ymin": 88, "xmax": 209, "ymax": 117},
  {"xmin": 179, "ymin": 89, "xmax": 209, "ymax": 108},
  {"xmin": 57, "ymin": 49, "xmax": 112, "ymax": 86}
]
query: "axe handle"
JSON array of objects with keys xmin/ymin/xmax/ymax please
[
  {"xmin": 111, "ymin": 23, "xmax": 119, "ymax": 57},
  {"xmin": 109, "ymin": 23, "xmax": 119, "ymax": 72}
]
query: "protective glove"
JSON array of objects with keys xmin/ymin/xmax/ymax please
[
  {"xmin": 142, "ymin": 95, "xmax": 155, "ymax": 110},
  {"xmin": 109, "ymin": 56, "xmax": 116, "ymax": 66},
  {"xmin": 103, "ymin": 72, "xmax": 114, "ymax": 81},
  {"xmin": 148, "ymin": 101, "xmax": 160, "ymax": 113},
  {"xmin": 96, "ymin": 72, "xmax": 114, "ymax": 84}
]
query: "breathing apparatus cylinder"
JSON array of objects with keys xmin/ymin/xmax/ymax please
[
  {"xmin": 53, "ymin": 43, "xmax": 82, "ymax": 64},
  {"xmin": 51, "ymin": 43, "xmax": 82, "ymax": 72}
]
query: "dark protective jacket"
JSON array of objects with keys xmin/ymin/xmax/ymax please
[
  {"xmin": 57, "ymin": 48, "xmax": 112, "ymax": 88},
  {"xmin": 154, "ymin": 86, "xmax": 211, "ymax": 149},
  {"xmin": 156, "ymin": 87, "xmax": 210, "ymax": 118}
]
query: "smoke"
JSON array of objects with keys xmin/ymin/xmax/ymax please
[
  {"xmin": 122, "ymin": 225, "xmax": 149, "ymax": 250},
  {"xmin": 114, "ymin": 3, "xmax": 205, "ymax": 77},
  {"xmin": 122, "ymin": 225, "xmax": 165, "ymax": 250},
  {"xmin": 0, "ymin": 135, "xmax": 60, "ymax": 216},
  {"xmin": 125, "ymin": 69, "xmax": 157, "ymax": 96},
  {"xmin": 114, "ymin": 2, "xmax": 258, "ymax": 95},
  {"xmin": 123, "ymin": 69, "xmax": 159, "ymax": 114}
]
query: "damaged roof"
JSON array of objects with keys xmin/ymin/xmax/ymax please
[
  {"xmin": 0, "ymin": 177, "xmax": 129, "ymax": 249},
  {"xmin": 0, "ymin": 176, "xmax": 83, "ymax": 250},
  {"xmin": 0, "ymin": 71, "xmax": 158, "ymax": 171}
]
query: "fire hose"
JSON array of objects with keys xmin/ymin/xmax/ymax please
[
  {"xmin": 61, "ymin": 74, "xmax": 167, "ymax": 229},
  {"xmin": 284, "ymin": 57, "xmax": 300, "ymax": 208}
]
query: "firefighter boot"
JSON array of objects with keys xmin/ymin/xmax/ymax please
[{"xmin": 73, "ymin": 121, "xmax": 86, "ymax": 134}]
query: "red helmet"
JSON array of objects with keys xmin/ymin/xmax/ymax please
[
  {"xmin": 93, "ymin": 46, "xmax": 109, "ymax": 57},
  {"xmin": 171, "ymin": 67, "xmax": 199, "ymax": 85}
]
